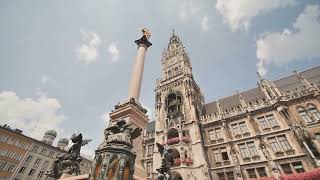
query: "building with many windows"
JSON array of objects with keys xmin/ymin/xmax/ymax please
[
  {"xmin": 0, "ymin": 126, "xmax": 93, "ymax": 180},
  {"xmin": 0, "ymin": 125, "xmax": 33, "ymax": 180},
  {"xmin": 140, "ymin": 32, "xmax": 320, "ymax": 180}
]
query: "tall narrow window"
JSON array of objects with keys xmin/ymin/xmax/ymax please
[
  {"xmin": 239, "ymin": 122, "xmax": 248, "ymax": 133},
  {"xmin": 308, "ymin": 104, "xmax": 320, "ymax": 121},
  {"xmin": 146, "ymin": 162, "xmax": 152, "ymax": 174},
  {"xmin": 278, "ymin": 136, "xmax": 292, "ymax": 151},
  {"xmin": 231, "ymin": 124, "xmax": 241, "ymax": 135},
  {"xmin": 221, "ymin": 148, "xmax": 229, "ymax": 161},
  {"xmin": 0, "ymin": 162, "xmax": 7, "ymax": 170},
  {"xmin": 268, "ymin": 137, "xmax": 282, "ymax": 152},
  {"xmin": 266, "ymin": 114, "xmax": 278, "ymax": 128},
  {"xmin": 208, "ymin": 128, "xmax": 223, "ymax": 141},
  {"xmin": 297, "ymin": 107, "xmax": 313, "ymax": 123},
  {"xmin": 247, "ymin": 142, "xmax": 258, "ymax": 156},
  {"xmin": 258, "ymin": 114, "xmax": 279, "ymax": 130},
  {"xmin": 28, "ymin": 169, "xmax": 36, "ymax": 176},
  {"xmin": 258, "ymin": 117, "xmax": 269, "ymax": 129},
  {"xmin": 239, "ymin": 144, "xmax": 250, "ymax": 158},
  {"xmin": 34, "ymin": 158, "xmax": 41, "ymax": 166},
  {"xmin": 26, "ymin": 155, "xmax": 33, "ymax": 163},
  {"xmin": 215, "ymin": 128, "xmax": 223, "ymax": 139},
  {"xmin": 38, "ymin": 171, "xmax": 44, "ymax": 178},
  {"xmin": 213, "ymin": 149, "xmax": 221, "ymax": 162},
  {"xmin": 208, "ymin": 130, "xmax": 215, "ymax": 140},
  {"xmin": 19, "ymin": 166, "xmax": 26, "ymax": 174},
  {"xmin": 43, "ymin": 161, "xmax": 49, "ymax": 168}
]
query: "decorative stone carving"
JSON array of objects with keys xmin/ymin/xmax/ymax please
[
  {"xmin": 229, "ymin": 144, "xmax": 242, "ymax": 179},
  {"xmin": 89, "ymin": 120, "xmax": 142, "ymax": 180}
]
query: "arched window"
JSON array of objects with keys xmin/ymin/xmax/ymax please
[
  {"xmin": 297, "ymin": 106, "xmax": 313, "ymax": 123},
  {"xmin": 307, "ymin": 104, "xmax": 320, "ymax": 121}
]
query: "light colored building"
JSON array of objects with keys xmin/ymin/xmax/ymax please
[
  {"xmin": 141, "ymin": 32, "xmax": 320, "ymax": 180},
  {"xmin": 0, "ymin": 125, "xmax": 33, "ymax": 180},
  {"xmin": 0, "ymin": 127, "xmax": 92, "ymax": 180}
]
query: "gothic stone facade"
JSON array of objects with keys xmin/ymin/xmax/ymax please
[{"xmin": 141, "ymin": 32, "xmax": 320, "ymax": 180}]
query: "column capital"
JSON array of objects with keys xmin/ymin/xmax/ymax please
[{"xmin": 135, "ymin": 35, "xmax": 152, "ymax": 48}]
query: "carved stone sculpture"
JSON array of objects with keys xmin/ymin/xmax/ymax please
[
  {"xmin": 89, "ymin": 119, "xmax": 142, "ymax": 180},
  {"xmin": 46, "ymin": 133, "xmax": 91, "ymax": 179}
]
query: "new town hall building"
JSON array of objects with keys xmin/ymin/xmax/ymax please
[{"xmin": 140, "ymin": 32, "xmax": 320, "ymax": 180}]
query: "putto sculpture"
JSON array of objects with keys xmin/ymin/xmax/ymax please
[
  {"xmin": 156, "ymin": 143, "xmax": 174, "ymax": 180},
  {"xmin": 46, "ymin": 133, "xmax": 91, "ymax": 179},
  {"xmin": 89, "ymin": 119, "xmax": 142, "ymax": 180}
]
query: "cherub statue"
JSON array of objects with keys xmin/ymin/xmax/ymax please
[
  {"xmin": 156, "ymin": 143, "xmax": 173, "ymax": 180},
  {"xmin": 46, "ymin": 133, "xmax": 91, "ymax": 179}
]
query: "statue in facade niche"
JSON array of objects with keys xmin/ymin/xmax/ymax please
[
  {"xmin": 46, "ymin": 133, "xmax": 91, "ymax": 179},
  {"xmin": 156, "ymin": 143, "xmax": 174, "ymax": 180}
]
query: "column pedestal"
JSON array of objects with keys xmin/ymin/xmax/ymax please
[{"xmin": 109, "ymin": 99, "xmax": 149, "ymax": 179}]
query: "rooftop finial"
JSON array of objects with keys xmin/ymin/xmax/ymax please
[{"xmin": 172, "ymin": 29, "xmax": 175, "ymax": 36}]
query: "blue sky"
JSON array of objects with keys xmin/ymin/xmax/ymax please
[{"xmin": 0, "ymin": 0, "xmax": 319, "ymax": 157}]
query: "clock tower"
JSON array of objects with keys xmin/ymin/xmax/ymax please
[{"xmin": 152, "ymin": 31, "xmax": 210, "ymax": 179}]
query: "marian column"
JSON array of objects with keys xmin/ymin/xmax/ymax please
[
  {"xmin": 128, "ymin": 28, "xmax": 152, "ymax": 100},
  {"xmin": 107, "ymin": 29, "xmax": 152, "ymax": 180}
]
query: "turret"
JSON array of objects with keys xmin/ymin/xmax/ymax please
[
  {"xmin": 42, "ymin": 130, "xmax": 57, "ymax": 145},
  {"xmin": 57, "ymin": 138, "xmax": 69, "ymax": 150}
]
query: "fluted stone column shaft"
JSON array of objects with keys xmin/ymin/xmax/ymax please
[{"xmin": 128, "ymin": 44, "xmax": 147, "ymax": 100}]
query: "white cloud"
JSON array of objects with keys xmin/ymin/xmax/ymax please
[
  {"xmin": 178, "ymin": 0, "xmax": 200, "ymax": 22},
  {"xmin": 178, "ymin": 0, "xmax": 211, "ymax": 31},
  {"xmin": 256, "ymin": 5, "xmax": 320, "ymax": 76},
  {"xmin": 75, "ymin": 31, "xmax": 101, "ymax": 64},
  {"xmin": 100, "ymin": 112, "xmax": 110, "ymax": 124},
  {"xmin": 108, "ymin": 43, "xmax": 120, "ymax": 62},
  {"xmin": 0, "ymin": 91, "xmax": 66, "ymax": 140},
  {"xmin": 201, "ymin": 15, "xmax": 210, "ymax": 31},
  {"xmin": 216, "ymin": 0, "xmax": 296, "ymax": 31},
  {"xmin": 41, "ymin": 75, "xmax": 50, "ymax": 84}
]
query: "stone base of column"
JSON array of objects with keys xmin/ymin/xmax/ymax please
[{"xmin": 109, "ymin": 98, "xmax": 149, "ymax": 180}]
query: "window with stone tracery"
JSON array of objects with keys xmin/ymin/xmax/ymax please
[
  {"xmin": 257, "ymin": 114, "xmax": 279, "ymax": 131},
  {"xmin": 267, "ymin": 135, "xmax": 292, "ymax": 153},
  {"xmin": 296, "ymin": 103, "xmax": 320, "ymax": 123},
  {"xmin": 307, "ymin": 104, "xmax": 320, "ymax": 121},
  {"xmin": 297, "ymin": 106, "xmax": 313, "ymax": 123}
]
